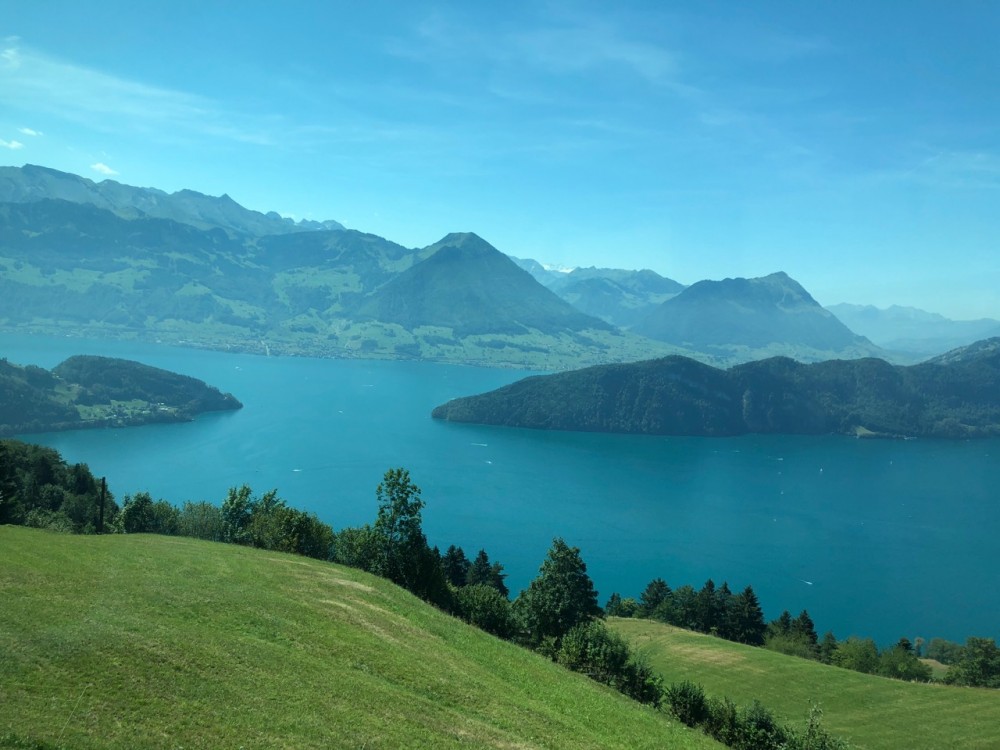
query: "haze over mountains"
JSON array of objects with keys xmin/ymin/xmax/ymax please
[
  {"xmin": 0, "ymin": 164, "xmax": 984, "ymax": 368},
  {"xmin": 827, "ymin": 303, "xmax": 1000, "ymax": 360}
]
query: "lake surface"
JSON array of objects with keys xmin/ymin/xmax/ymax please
[{"xmin": 4, "ymin": 332, "xmax": 998, "ymax": 645}]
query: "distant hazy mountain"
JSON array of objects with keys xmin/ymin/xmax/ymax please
[
  {"xmin": 547, "ymin": 267, "xmax": 685, "ymax": 328},
  {"xmin": 510, "ymin": 259, "xmax": 686, "ymax": 329},
  {"xmin": 0, "ymin": 194, "xmax": 675, "ymax": 368},
  {"xmin": 634, "ymin": 272, "xmax": 884, "ymax": 362},
  {"xmin": 432, "ymin": 338, "xmax": 1000, "ymax": 439},
  {"xmin": 359, "ymin": 233, "xmax": 612, "ymax": 336},
  {"xmin": 0, "ymin": 164, "xmax": 344, "ymax": 237},
  {"xmin": 510, "ymin": 257, "xmax": 567, "ymax": 287},
  {"xmin": 827, "ymin": 303, "xmax": 1000, "ymax": 359}
]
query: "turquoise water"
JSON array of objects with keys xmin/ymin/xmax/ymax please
[{"xmin": 4, "ymin": 333, "xmax": 998, "ymax": 645}]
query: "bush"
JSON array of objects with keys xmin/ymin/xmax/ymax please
[
  {"xmin": 556, "ymin": 621, "xmax": 663, "ymax": 705},
  {"xmin": 734, "ymin": 700, "xmax": 786, "ymax": 750},
  {"xmin": 704, "ymin": 695, "xmax": 739, "ymax": 745},
  {"xmin": 456, "ymin": 583, "xmax": 515, "ymax": 639},
  {"xmin": 785, "ymin": 704, "xmax": 850, "ymax": 750},
  {"xmin": 665, "ymin": 680, "xmax": 709, "ymax": 727}
]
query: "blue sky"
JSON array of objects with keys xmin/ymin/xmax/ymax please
[{"xmin": 2, "ymin": 1, "xmax": 998, "ymax": 318}]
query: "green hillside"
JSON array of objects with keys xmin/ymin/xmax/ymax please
[
  {"xmin": 432, "ymin": 341, "xmax": 1000, "ymax": 438},
  {"xmin": 0, "ymin": 527, "xmax": 718, "ymax": 750},
  {"xmin": 612, "ymin": 619, "xmax": 1000, "ymax": 750},
  {"xmin": 0, "ymin": 354, "xmax": 241, "ymax": 436}
]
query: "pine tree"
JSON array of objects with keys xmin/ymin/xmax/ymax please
[{"xmin": 516, "ymin": 537, "xmax": 601, "ymax": 646}]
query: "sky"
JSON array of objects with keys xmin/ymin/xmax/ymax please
[{"xmin": 2, "ymin": 1, "xmax": 998, "ymax": 319}]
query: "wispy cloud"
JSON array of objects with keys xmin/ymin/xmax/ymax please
[
  {"xmin": 396, "ymin": 10, "xmax": 680, "ymax": 87},
  {"xmin": 17, "ymin": 126, "xmax": 42, "ymax": 136},
  {"xmin": 0, "ymin": 138, "xmax": 24, "ymax": 150},
  {"xmin": 895, "ymin": 149, "xmax": 1000, "ymax": 190},
  {"xmin": 0, "ymin": 41, "xmax": 273, "ymax": 146},
  {"xmin": 90, "ymin": 162, "xmax": 118, "ymax": 176}
]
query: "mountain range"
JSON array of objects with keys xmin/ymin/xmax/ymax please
[
  {"xmin": 0, "ymin": 164, "xmax": 344, "ymax": 237},
  {"xmin": 432, "ymin": 338, "xmax": 1000, "ymax": 439},
  {"xmin": 0, "ymin": 163, "xmax": 962, "ymax": 369},
  {"xmin": 826, "ymin": 303, "xmax": 1000, "ymax": 359}
]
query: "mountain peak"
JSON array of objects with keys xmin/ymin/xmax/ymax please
[{"xmin": 635, "ymin": 271, "xmax": 875, "ymax": 358}]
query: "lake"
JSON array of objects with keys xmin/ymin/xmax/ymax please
[{"xmin": 4, "ymin": 332, "xmax": 998, "ymax": 645}]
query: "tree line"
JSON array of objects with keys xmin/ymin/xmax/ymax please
[{"xmin": 2, "ymin": 436, "xmax": 997, "ymax": 699}]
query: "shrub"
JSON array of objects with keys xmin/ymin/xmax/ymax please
[
  {"xmin": 664, "ymin": 680, "xmax": 709, "ymax": 727},
  {"xmin": 734, "ymin": 700, "xmax": 786, "ymax": 750}
]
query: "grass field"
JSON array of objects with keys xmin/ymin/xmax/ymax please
[
  {"xmin": 612, "ymin": 618, "xmax": 1000, "ymax": 750},
  {"xmin": 0, "ymin": 527, "xmax": 719, "ymax": 750}
]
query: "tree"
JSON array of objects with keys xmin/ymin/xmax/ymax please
[
  {"xmin": 456, "ymin": 583, "xmax": 515, "ymax": 639},
  {"xmin": 694, "ymin": 579, "xmax": 720, "ymax": 633},
  {"xmin": 442, "ymin": 544, "xmax": 471, "ymax": 587},
  {"xmin": 639, "ymin": 577, "xmax": 671, "ymax": 616},
  {"xmin": 466, "ymin": 548, "xmax": 509, "ymax": 598},
  {"xmin": 368, "ymin": 468, "xmax": 453, "ymax": 611},
  {"xmin": 878, "ymin": 643, "xmax": 932, "ymax": 682},
  {"xmin": 818, "ymin": 631, "xmax": 839, "ymax": 664},
  {"xmin": 516, "ymin": 537, "xmax": 601, "ymax": 646},
  {"xmin": 792, "ymin": 610, "xmax": 819, "ymax": 647},
  {"xmin": 116, "ymin": 492, "xmax": 156, "ymax": 533},
  {"xmin": 727, "ymin": 585, "xmax": 767, "ymax": 646},
  {"xmin": 371, "ymin": 468, "xmax": 426, "ymax": 589},
  {"xmin": 559, "ymin": 621, "xmax": 663, "ymax": 706},
  {"xmin": 831, "ymin": 637, "xmax": 880, "ymax": 674},
  {"xmin": 944, "ymin": 637, "xmax": 1000, "ymax": 688}
]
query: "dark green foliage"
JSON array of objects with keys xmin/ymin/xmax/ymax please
[
  {"xmin": 332, "ymin": 525, "xmax": 380, "ymax": 569},
  {"xmin": 734, "ymin": 700, "xmax": 787, "ymax": 750},
  {"xmin": 114, "ymin": 492, "xmax": 179, "ymax": 534},
  {"xmin": 53, "ymin": 356, "xmax": 241, "ymax": 414},
  {"xmin": 944, "ymin": 637, "xmax": 1000, "ymax": 688},
  {"xmin": 432, "ymin": 340, "xmax": 1000, "ymax": 438},
  {"xmin": 442, "ymin": 544, "xmax": 471, "ymax": 587},
  {"xmin": 830, "ymin": 637, "xmax": 880, "ymax": 674},
  {"xmin": 0, "ymin": 439, "xmax": 115, "ymax": 532},
  {"xmin": 665, "ymin": 680, "xmax": 710, "ymax": 727},
  {"xmin": 818, "ymin": 631, "xmax": 839, "ymax": 664},
  {"xmin": 515, "ymin": 537, "xmax": 601, "ymax": 646},
  {"xmin": 765, "ymin": 609, "xmax": 819, "ymax": 660},
  {"xmin": 219, "ymin": 485, "xmax": 333, "ymax": 559},
  {"xmin": 785, "ymin": 705, "xmax": 850, "ymax": 750},
  {"xmin": 704, "ymin": 696, "xmax": 739, "ymax": 745},
  {"xmin": 0, "ymin": 354, "xmax": 241, "ymax": 437},
  {"xmin": 638, "ymin": 577, "xmax": 671, "ymax": 616},
  {"xmin": 176, "ymin": 501, "xmax": 224, "ymax": 541},
  {"xmin": 455, "ymin": 584, "xmax": 515, "ymax": 639},
  {"xmin": 466, "ymin": 548, "xmax": 509, "ymax": 597},
  {"xmin": 557, "ymin": 621, "xmax": 663, "ymax": 706},
  {"xmin": 667, "ymin": 681, "xmax": 850, "ymax": 750},
  {"xmin": 372, "ymin": 468, "xmax": 426, "ymax": 585},
  {"xmin": 792, "ymin": 610, "xmax": 819, "ymax": 647},
  {"xmin": 604, "ymin": 592, "xmax": 638, "ymax": 618},
  {"xmin": 926, "ymin": 637, "xmax": 965, "ymax": 665},
  {"xmin": 877, "ymin": 643, "xmax": 933, "ymax": 682},
  {"xmin": 726, "ymin": 586, "xmax": 767, "ymax": 646}
]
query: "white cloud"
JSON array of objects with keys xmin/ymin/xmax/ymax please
[
  {"xmin": 0, "ymin": 41, "xmax": 273, "ymax": 146},
  {"xmin": 17, "ymin": 126, "xmax": 41, "ymax": 136},
  {"xmin": 0, "ymin": 138, "xmax": 24, "ymax": 150},
  {"xmin": 90, "ymin": 162, "xmax": 118, "ymax": 176}
]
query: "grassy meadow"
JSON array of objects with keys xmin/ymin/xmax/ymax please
[
  {"xmin": 0, "ymin": 527, "xmax": 718, "ymax": 750},
  {"xmin": 612, "ymin": 618, "xmax": 1000, "ymax": 750}
]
